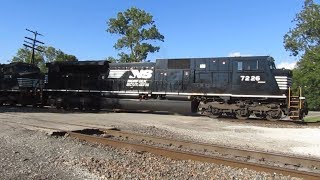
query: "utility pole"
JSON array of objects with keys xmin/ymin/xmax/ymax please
[{"xmin": 23, "ymin": 29, "xmax": 44, "ymax": 64}]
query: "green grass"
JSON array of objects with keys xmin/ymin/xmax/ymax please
[{"xmin": 303, "ymin": 116, "xmax": 320, "ymax": 122}]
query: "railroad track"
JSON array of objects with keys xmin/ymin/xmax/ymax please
[
  {"xmin": 2, "ymin": 116, "xmax": 320, "ymax": 179},
  {"xmin": 65, "ymin": 128, "xmax": 320, "ymax": 179}
]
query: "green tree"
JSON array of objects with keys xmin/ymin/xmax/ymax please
[
  {"xmin": 43, "ymin": 46, "xmax": 78, "ymax": 62},
  {"xmin": 284, "ymin": 0, "xmax": 320, "ymax": 110},
  {"xmin": 11, "ymin": 46, "xmax": 78, "ymax": 72},
  {"xmin": 12, "ymin": 47, "xmax": 45, "ymax": 70},
  {"xmin": 105, "ymin": 56, "xmax": 118, "ymax": 63},
  {"xmin": 107, "ymin": 7, "xmax": 164, "ymax": 63}
]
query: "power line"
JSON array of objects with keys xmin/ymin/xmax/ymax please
[{"xmin": 23, "ymin": 29, "xmax": 45, "ymax": 64}]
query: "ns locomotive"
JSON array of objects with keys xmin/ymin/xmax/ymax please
[
  {"xmin": 0, "ymin": 56, "xmax": 308, "ymax": 121},
  {"xmin": 106, "ymin": 56, "xmax": 307, "ymax": 120}
]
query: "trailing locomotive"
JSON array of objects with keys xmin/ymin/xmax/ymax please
[
  {"xmin": 44, "ymin": 60, "xmax": 109, "ymax": 110},
  {"xmin": 0, "ymin": 62, "xmax": 43, "ymax": 106},
  {"xmin": 0, "ymin": 56, "xmax": 308, "ymax": 121}
]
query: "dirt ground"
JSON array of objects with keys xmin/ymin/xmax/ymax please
[{"xmin": 1, "ymin": 107, "xmax": 319, "ymax": 158}]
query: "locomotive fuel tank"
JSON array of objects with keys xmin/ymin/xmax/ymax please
[{"xmin": 101, "ymin": 98, "xmax": 193, "ymax": 114}]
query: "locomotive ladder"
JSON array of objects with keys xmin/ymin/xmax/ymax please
[{"xmin": 288, "ymin": 86, "xmax": 304, "ymax": 120}]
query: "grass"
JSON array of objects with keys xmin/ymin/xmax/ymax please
[{"xmin": 303, "ymin": 116, "xmax": 320, "ymax": 122}]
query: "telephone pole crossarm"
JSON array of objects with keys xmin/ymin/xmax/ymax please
[{"xmin": 24, "ymin": 28, "xmax": 45, "ymax": 64}]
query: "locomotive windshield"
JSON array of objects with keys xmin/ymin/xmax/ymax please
[{"xmin": 267, "ymin": 57, "xmax": 276, "ymax": 69}]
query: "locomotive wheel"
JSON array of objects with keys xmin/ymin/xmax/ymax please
[
  {"xmin": 266, "ymin": 110, "xmax": 281, "ymax": 121},
  {"xmin": 210, "ymin": 107, "xmax": 221, "ymax": 118},
  {"xmin": 206, "ymin": 106, "xmax": 221, "ymax": 118},
  {"xmin": 63, "ymin": 104, "xmax": 71, "ymax": 111},
  {"xmin": 78, "ymin": 105, "xmax": 86, "ymax": 111},
  {"xmin": 235, "ymin": 109, "xmax": 249, "ymax": 120}
]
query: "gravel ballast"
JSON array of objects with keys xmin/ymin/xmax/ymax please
[{"xmin": 0, "ymin": 122, "xmax": 301, "ymax": 179}]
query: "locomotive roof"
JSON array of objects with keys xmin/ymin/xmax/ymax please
[
  {"xmin": 5, "ymin": 62, "xmax": 39, "ymax": 67},
  {"xmin": 109, "ymin": 62, "xmax": 155, "ymax": 69},
  {"xmin": 46, "ymin": 60, "xmax": 108, "ymax": 67},
  {"xmin": 157, "ymin": 56, "xmax": 274, "ymax": 61}
]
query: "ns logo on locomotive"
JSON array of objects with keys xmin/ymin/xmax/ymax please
[
  {"xmin": 0, "ymin": 56, "xmax": 308, "ymax": 121},
  {"xmin": 108, "ymin": 69, "xmax": 153, "ymax": 87}
]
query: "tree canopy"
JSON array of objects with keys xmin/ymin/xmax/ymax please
[
  {"xmin": 106, "ymin": 7, "xmax": 164, "ymax": 63},
  {"xmin": 284, "ymin": 0, "xmax": 320, "ymax": 110},
  {"xmin": 11, "ymin": 46, "xmax": 78, "ymax": 72}
]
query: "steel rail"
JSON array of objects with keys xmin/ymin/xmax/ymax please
[
  {"xmin": 2, "ymin": 120, "xmax": 320, "ymax": 179},
  {"xmin": 68, "ymin": 131, "xmax": 320, "ymax": 180},
  {"xmin": 2, "ymin": 118, "xmax": 320, "ymax": 171},
  {"xmin": 101, "ymin": 129, "xmax": 320, "ymax": 171}
]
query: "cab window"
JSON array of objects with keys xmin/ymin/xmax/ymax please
[{"xmin": 238, "ymin": 60, "xmax": 259, "ymax": 71}]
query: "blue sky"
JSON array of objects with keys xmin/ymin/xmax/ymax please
[{"xmin": 0, "ymin": 0, "xmax": 313, "ymax": 67}]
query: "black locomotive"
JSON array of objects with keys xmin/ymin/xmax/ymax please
[
  {"xmin": 0, "ymin": 62, "xmax": 43, "ymax": 106},
  {"xmin": 44, "ymin": 60, "xmax": 109, "ymax": 110},
  {"xmin": 105, "ymin": 56, "xmax": 307, "ymax": 120},
  {"xmin": 0, "ymin": 56, "xmax": 308, "ymax": 121}
]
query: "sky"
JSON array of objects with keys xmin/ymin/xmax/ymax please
[{"xmin": 0, "ymin": 0, "xmax": 314, "ymax": 68}]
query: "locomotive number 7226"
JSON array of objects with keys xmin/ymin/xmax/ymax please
[{"xmin": 240, "ymin": 75, "xmax": 261, "ymax": 82}]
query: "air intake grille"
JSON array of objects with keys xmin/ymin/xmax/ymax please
[{"xmin": 17, "ymin": 78, "xmax": 43, "ymax": 88}]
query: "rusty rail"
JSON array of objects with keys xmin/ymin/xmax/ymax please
[
  {"xmin": 2, "ymin": 119, "xmax": 320, "ymax": 179},
  {"xmin": 101, "ymin": 129, "xmax": 320, "ymax": 171},
  {"xmin": 68, "ymin": 131, "xmax": 320, "ymax": 179}
]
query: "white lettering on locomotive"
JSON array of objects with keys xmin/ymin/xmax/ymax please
[
  {"xmin": 240, "ymin": 75, "xmax": 261, "ymax": 82},
  {"xmin": 129, "ymin": 70, "xmax": 153, "ymax": 79},
  {"xmin": 126, "ymin": 70, "xmax": 153, "ymax": 87},
  {"xmin": 126, "ymin": 79, "xmax": 149, "ymax": 87}
]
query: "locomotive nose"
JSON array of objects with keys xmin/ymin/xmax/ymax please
[{"xmin": 271, "ymin": 68, "xmax": 293, "ymax": 91}]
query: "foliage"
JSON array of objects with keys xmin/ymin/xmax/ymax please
[
  {"xmin": 12, "ymin": 47, "xmax": 45, "ymax": 70},
  {"xmin": 284, "ymin": 0, "xmax": 320, "ymax": 110},
  {"xmin": 105, "ymin": 56, "xmax": 118, "ymax": 63},
  {"xmin": 284, "ymin": 0, "xmax": 320, "ymax": 56},
  {"xmin": 43, "ymin": 46, "xmax": 78, "ymax": 62},
  {"xmin": 107, "ymin": 7, "xmax": 164, "ymax": 63},
  {"xmin": 11, "ymin": 46, "xmax": 78, "ymax": 73},
  {"xmin": 292, "ymin": 47, "xmax": 320, "ymax": 110}
]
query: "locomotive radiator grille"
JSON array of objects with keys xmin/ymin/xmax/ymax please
[
  {"xmin": 275, "ymin": 76, "xmax": 292, "ymax": 90},
  {"xmin": 17, "ymin": 78, "xmax": 43, "ymax": 88}
]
